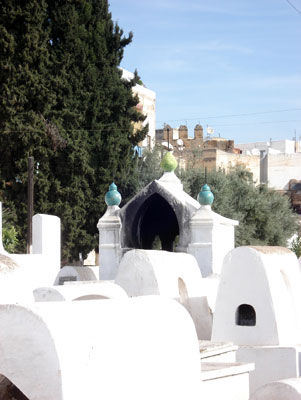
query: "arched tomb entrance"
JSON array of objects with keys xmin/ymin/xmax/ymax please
[
  {"xmin": 134, "ymin": 193, "xmax": 179, "ymax": 251},
  {"xmin": 120, "ymin": 179, "xmax": 199, "ymax": 253}
]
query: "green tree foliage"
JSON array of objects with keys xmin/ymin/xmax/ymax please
[
  {"xmin": 289, "ymin": 235, "xmax": 301, "ymax": 258},
  {"xmin": 0, "ymin": 0, "xmax": 54, "ymax": 251},
  {"xmin": 0, "ymin": 0, "xmax": 147, "ymax": 262},
  {"xmin": 1, "ymin": 206, "xmax": 18, "ymax": 253},
  {"xmin": 181, "ymin": 166, "xmax": 298, "ymax": 247},
  {"xmin": 135, "ymin": 145, "xmax": 163, "ymax": 191}
]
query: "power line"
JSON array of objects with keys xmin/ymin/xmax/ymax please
[
  {"xmin": 211, "ymin": 119, "xmax": 301, "ymax": 127},
  {"xmin": 156, "ymin": 108, "xmax": 301, "ymax": 124},
  {"xmin": 2, "ymin": 119, "xmax": 301, "ymax": 134},
  {"xmin": 285, "ymin": 0, "xmax": 301, "ymax": 14},
  {"xmin": 1, "ymin": 108, "xmax": 301, "ymax": 134}
]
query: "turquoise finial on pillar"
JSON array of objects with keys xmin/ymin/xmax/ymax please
[
  {"xmin": 105, "ymin": 183, "xmax": 121, "ymax": 206},
  {"xmin": 197, "ymin": 184, "xmax": 214, "ymax": 206}
]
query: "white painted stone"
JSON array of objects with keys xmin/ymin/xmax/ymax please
[
  {"xmin": 34, "ymin": 281, "xmax": 128, "ymax": 302},
  {"xmin": 0, "ymin": 254, "xmax": 34, "ymax": 303},
  {"xmin": 236, "ymin": 345, "xmax": 301, "ymax": 395},
  {"xmin": 32, "ymin": 214, "xmax": 61, "ymax": 271},
  {"xmin": 201, "ymin": 362, "xmax": 254, "ymax": 400},
  {"xmin": 212, "ymin": 246, "xmax": 301, "ymax": 346},
  {"xmin": 97, "ymin": 205, "xmax": 121, "ymax": 280},
  {"xmin": 0, "ymin": 297, "xmax": 202, "ymax": 400},
  {"xmin": 188, "ymin": 204, "xmax": 238, "ymax": 277},
  {"xmin": 202, "ymin": 273, "xmax": 220, "ymax": 313},
  {"xmin": 157, "ymin": 170, "xmax": 184, "ymax": 191},
  {"xmin": 83, "ymin": 249, "xmax": 96, "ymax": 265},
  {"xmin": 0, "ymin": 213, "xmax": 62, "ymax": 304},
  {"xmin": 199, "ymin": 340, "xmax": 237, "ymax": 362},
  {"xmin": 250, "ymin": 378, "xmax": 301, "ymax": 400},
  {"xmin": 115, "ymin": 249, "xmax": 212, "ymax": 339},
  {"xmin": 54, "ymin": 265, "xmax": 99, "ymax": 285}
]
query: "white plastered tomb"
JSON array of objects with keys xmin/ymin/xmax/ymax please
[
  {"xmin": 54, "ymin": 265, "xmax": 99, "ymax": 285},
  {"xmin": 212, "ymin": 245, "xmax": 301, "ymax": 394},
  {"xmin": 115, "ymin": 249, "xmax": 212, "ymax": 339},
  {"xmin": 0, "ymin": 211, "xmax": 61, "ymax": 303},
  {"xmin": 34, "ymin": 280, "xmax": 128, "ymax": 302},
  {"xmin": 0, "ymin": 297, "xmax": 202, "ymax": 400},
  {"xmin": 98, "ymin": 172, "xmax": 238, "ymax": 281},
  {"xmin": 250, "ymin": 378, "xmax": 301, "ymax": 400},
  {"xmin": 212, "ymin": 246, "xmax": 301, "ymax": 346}
]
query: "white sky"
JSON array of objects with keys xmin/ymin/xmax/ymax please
[{"xmin": 109, "ymin": 0, "xmax": 301, "ymax": 144}]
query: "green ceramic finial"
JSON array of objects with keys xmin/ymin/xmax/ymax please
[
  {"xmin": 160, "ymin": 151, "xmax": 178, "ymax": 172},
  {"xmin": 197, "ymin": 184, "xmax": 214, "ymax": 206},
  {"xmin": 105, "ymin": 182, "xmax": 121, "ymax": 206}
]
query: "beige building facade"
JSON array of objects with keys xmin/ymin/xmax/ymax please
[{"xmin": 121, "ymin": 69, "xmax": 156, "ymax": 150}]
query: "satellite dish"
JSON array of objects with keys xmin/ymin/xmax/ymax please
[{"xmin": 177, "ymin": 139, "xmax": 184, "ymax": 146}]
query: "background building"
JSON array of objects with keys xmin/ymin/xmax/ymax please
[{"xmin": 121, "ymin": 69, "xmax": 156, "ymax": 152}]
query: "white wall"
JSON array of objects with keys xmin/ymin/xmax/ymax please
[
  {"xmin": 237, "ymin": 140, "xmax": 299, "ymax": 155},
  {"xmin": 266, "ymin": 153, "xmax": 301, "ymax": 190},
  {"xmin": 237, "ymin": 346, "xmax": 300, "ymax": 395}
]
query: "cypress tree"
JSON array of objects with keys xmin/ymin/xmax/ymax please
[
  {"xmin": 0, "ymin": 0, "xmax": 55, "ymax": 245},
  {"xmin": 0, "ymin": 0, "xmax": 147, "ymax": 261}
]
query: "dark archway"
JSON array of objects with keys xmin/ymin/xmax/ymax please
[
  {"xmin": 133, "ymin": 193, "xmax": 179, "ymax": 252},
  {"xmin": 236, "ymin": 304, "xmax": 256, "ymax": 326}
]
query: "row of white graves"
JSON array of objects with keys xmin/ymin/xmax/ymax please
[
  {"xmin": 95, "ymin": 153, "xmax": 301, "ymax": 398},
  {"xmin": 1, "ymin": 152, "xmax": 301, "ymax": 399},
  {"xmin": 0, "ymin": 206, "xmax": 203, "ymax": 399}
]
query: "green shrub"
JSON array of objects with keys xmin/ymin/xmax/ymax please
[
  {"xmin": 290, "ymin": 235, "xmax": 301, "ymax": 258},
  {"xmin": 2, "ymin": 225, "xmax": 19, "ymax": 253},
  {"xmin": 2, "ymin": 206, "xmax": 19, "ymax": 253}
]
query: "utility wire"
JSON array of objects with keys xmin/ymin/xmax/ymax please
[
  {"xmin": 1, "ymin": 109, "xmax": 301, "ymax": 133},
  {"xmin": 2, "ymin": 108, "xmax": 301, "ymax": 132},
  {"xmin": 2, "ymin": 118, "xmax": 301, "ymax": 134},
  {"xmin": 211, "ymin": 119, "xmax": 301, "ymax": 127},
  {"xmin": 285, "ymin": 0, "xmax": 301, "ymax": 14},
  {"xmin": 156, "ymin": 108, "xmax": 301, "ymax": 124},
  {"xmin": 2, "ymin": 120, "xmax": 301, "ymax": 133}
]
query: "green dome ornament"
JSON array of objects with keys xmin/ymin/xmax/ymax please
[
  {"xmin": 105, "ymin": 183, "xmax": 122, "ymax": 206},
  {"xmin": 197, "ymin": 184, "xmax": 214, "ymax": 206},
  {"xmin": 160, "ymin": 151, "xmax": 178, "ymax": 172}
]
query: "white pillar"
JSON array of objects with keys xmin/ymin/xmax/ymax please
[
  {"xmin": 187, "ymin": 205, "xmax": 238, "ymax": 277},
  {"xmin": 32, "ymin": 214, "xmax": 61, "ymax": 270},
  {"xmin": 97, "ymin": 206, "xmax": 121, "ymax": 280}
]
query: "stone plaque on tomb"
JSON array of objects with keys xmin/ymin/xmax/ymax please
[{"xmin": 59, "ymin": 276, "xmax": 77, "ymax": 285}]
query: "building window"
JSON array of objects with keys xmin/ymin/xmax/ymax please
[{"xmin": 236, "ymin": 304, "xmax": 256, "ymax": 326}]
